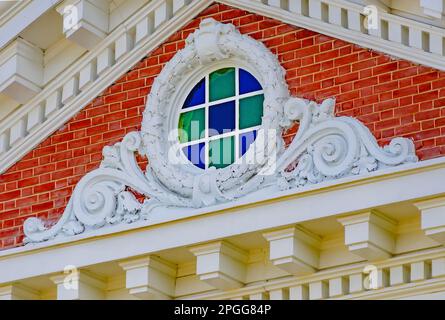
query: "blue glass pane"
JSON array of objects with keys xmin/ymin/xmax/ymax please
[
  {"xmin": 209, "ymin": 101, "xmax": 235, "ymax": 137},
  {"xmin": 239, "ymin": 130, "xmax": 257, "ymax": 156},
  {"xmin": 183, "ymin": 78, "xmax": 205, "ymax": 108},
  {"xmin": 182, "ymin": 143, "xmax": 205, "ymax": 169},
  {"xmin": 239, "ymin": 69, "xmax": 262, "ymax": 95}
]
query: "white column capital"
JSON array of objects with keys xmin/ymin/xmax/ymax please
[
  {"xmin": 119, "ymin": 256, "xmax": 177, "ymax": 300},
  {"xmin": 190, "ymin": 241, "xmax": 247, "ymax": 290},
  {"xmin": 263, "ymin": 226, "xmax": 320, "ymax": 276},
  {"xmin": 338, "ymin": 211, "xmax": 396, "ymax": 261}
]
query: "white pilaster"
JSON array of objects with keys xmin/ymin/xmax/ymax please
[
  {"xmin": 347, "ymin": 10, "xmax": 362, "ymax": 32},
  {"xmin": 97, "ymin": 47, "xmax": 114, "ymax": 75},
  {"xmin": 389, "ymin": 265, "xmax": 410, "ymax": 286},
  {"xmin": 263, "ymin": 226, "xmax": 320, "ymax": 276},
  {"xmin": 432, "ymin": 258, "xmax": 445, "ymax": 278},
  {"xmin": 115, "ymin": 33, "xmax": 134, "ymax": 61},
  {"xmin": 45, "ymin": 90, "xmax": 62, "ymax": 117},
  {"xmin": 27, "ymin": 104, "xmax": 44, "ymax": 132},
  {"xmin": 289, "ymin": 0, "xmax": 303, "ymax": 14},
  {"xmin": 409, "ymin": 27, "xmax": 423, "ymax": 50},
  {"xmin": 190, "ymin": 241, "xmax": 247, "ymax": 290},
  {"xmin": 79, "ymin": 62, "xmax": 96, "ymax": 90},
  {"xmin": 9, "ymin": 118, "xmax": 26, "ymax": 145},
  {"xmin": 329, "ymin": 277, "xmax": 349, "ymax": 297},
  {"xmin": 328, "ymin": 5, "xmax": 342, "ymax": 26},
  {"xmin": 415, "ymin": 198, "xmax": 445, "ymax": 244},
  {"xmin": 349, "ymin": 273, "xmax": 364, "ymax": 293},
  {"xmin": 135, "ymin": 15, "xmax": 154, "ymax": 44},
  {"xmin": 388, "ymin": 21, "xmax": 402, "ymax": 43},
  {"xmin": 154, "ymin": 1, "xmax": 172, "ymax": 28},
  {"xmin": 56, "ymin": 0, "xmax": 109, "ymax": 50},
  {"xmin": 289, "ymin": 285, "xmax": 309, "ymax": 300},
  {"xmin": 119, "ymin": 256, "xmax": 177, "ymax": 300},
  {"xmin": 249, "ymin": 292, "xmax": 268, "ymax": 300},
  {"xmin": 269, "ymin": 288, "xmax": 289, "ymax": 300},
  {"xmin": 309, "ymin": 281, "xmax": 328, "ymax": 300},
  {"xmin": 61, "ymin": 76, "xmax": 79, "ymax": 104},
  {"xmin": 338, "ymin": 211, "xmax": 396, "ymax": 261},
  {"xmin": 410, "ymin": 261, "xmax": 431, "ymax": 282},
  {"xmin": 308, "ymin": 0, "xmax": 322, "ymax": 19},
  {"xmin": 50, "ymin": 270, "xmax": 106, "ymax": 300},
  {"xmin": 429, "ymin": 34, "xmax": 444, "ymax": 55}
]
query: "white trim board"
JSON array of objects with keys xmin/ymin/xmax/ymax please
[{"xmin": 0, "ymin": 157, "xmax": 444, "ymax": 284}]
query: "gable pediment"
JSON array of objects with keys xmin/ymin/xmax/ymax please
[{"xmin": 0, "ymin": 0, "xmax": 444, "ymax": 175}]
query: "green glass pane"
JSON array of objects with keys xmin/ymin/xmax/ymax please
[
  {"xmin": 209, "ymin": 136, "xmax": 235, "ymax": 169},
  {"xmin": 178, "ymin": 108, "xmax": 205, "ymax": 143},
  {"xmin": 239, "ymin": 94, "xmax": 264, "ymax": 129},
  {"xmin": 209, "ymin": 68, "xmax": 236, "ymax": 102}
]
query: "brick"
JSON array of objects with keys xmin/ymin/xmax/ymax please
[
  {"xmin": 413, "ymin": 72, "xmax": 438, "ymax": 85},
  {"xmin": 413, "ymin": 91, "xmax": 439, "ymax": 103}
]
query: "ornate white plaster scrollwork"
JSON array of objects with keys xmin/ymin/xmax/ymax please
[{"xmin": 24, "ymin": 19, "xmax": 418, "ymax": 244}]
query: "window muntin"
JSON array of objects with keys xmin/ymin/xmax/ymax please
[{"xmin": 178, "ymin": 67, "xmax": 263, "ymax": 169}]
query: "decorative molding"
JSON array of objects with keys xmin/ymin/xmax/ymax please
[
  {"xmin": 179, "ymin": 248, "xmax": 445, "ymax": 300},
  {"xmin": 22, "ymin": 18, "xmax": 417, "ymax": 244},
  {"xmin": 50, "ymin": 270, "xmax": 106, "ymax": 300},
  {"xmin": 415, "ymin": 197, "xmax": 445, "ymax": 244},
  {"xmin": 56, "ymin": 0, "xmax": 109, "ymax": 50},
  {"xmin": 220, "ymin": 0, "xmax": 445, "ymax": 70},
  {"xmin": 119, "ymin": 256, "xmax": 177, "ymax": 299},
  {"xmin": 338, "ymin": 211, "xmax": 397, "ymax": 261},
  {"xmin": 190, "ymin": 241, "xmax": 248, "ymax": 290},
  {"xmin": 0, "ymin": 37, "xmax": 43, "ymax": 104},
  {"xmin": 263, "ymin": 226, "xmax": 320, "ymax": 276},
  {"xmin": 0, "ymin": 0, "xmax": 213, "ymax": 174}
]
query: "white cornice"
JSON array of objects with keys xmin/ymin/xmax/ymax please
[
  {"xmin": 0, "ymin": 156, "xmax": 444, "ymax": 285},
  {"xmin": 220, "ymin": 0, "xmax": 445, "ymax": 70}
]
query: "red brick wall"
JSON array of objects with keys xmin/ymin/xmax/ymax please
[{"xmin": 1, "ymin": 3, "xmax": 445, "ymax": 250}]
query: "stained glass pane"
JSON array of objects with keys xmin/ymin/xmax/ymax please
[
  {"xmin": 183, "ymin": 78, "xmax": 205, "ymax": 108},
  {"xmin": 209, "ymin": 136, "xmax": 235, "ymax": 169},
  {"xmin": 178, "ymin": 108, "xmax": 205, "ymax": 143},
  {"xmin": 209, "ymin": 68, "xmax": 235, "ymax": 102},
  {"xmin": 239, "ymin": 69, "xmax": 262, "ymax": 94},
  {"xmin": 239, "ymin": 94, "xmax": 264, "ymax": 129},
  {"xmin": 209, "ymin": 101, "xmax": 235, "ymax": 137},
  {"xmin": 182, "ymin": 143, "xmax": 205, "ymax": 169},
  {"xmin": 239, "ymin": 130, "xmax": 257, "ymax": 156}
]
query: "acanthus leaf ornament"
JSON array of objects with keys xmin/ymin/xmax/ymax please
[{"xmin": 24, "ymin": 19, "xmax": 418, "ymax": 244}]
